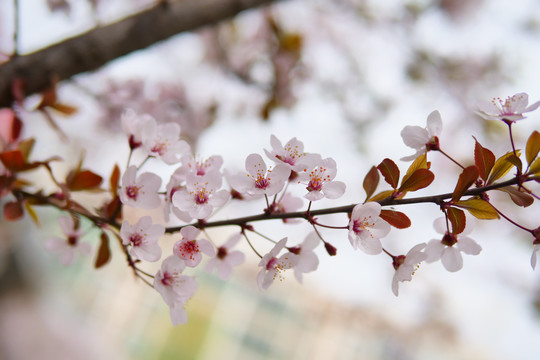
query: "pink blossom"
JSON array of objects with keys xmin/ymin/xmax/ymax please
[
  {"xmin": 163, "ymin": 175, "xmax": 191, "ymax": 223},
  {"xmin": 264, "ymin": 135, "xmax": 314, "ymax": 172},
  {"xmin": 45, "ymin": 216, "xmax": 91, "ymax": 266},
  {"xmin": 119, "ymin": 165, "xmax": 162, "ymax": 209},
  {"xmin": 153, "ymin": 256, "xmax": 197, "ymax": 326},
  {"xmin": 121, "ymin": 109, "xmax": 153, "ymax": 149},
  {"xmin": 297, "ymin": 155, "xmax": 345, "ymax": 201},
  {"xmin": 274, "ymin": 192, "xmax": 304, "ymax": 223},
  {"xmin": 142, "ymin": 119, "xmax": 190, "ymax": 165},
  {"xmin": 400, "ymin": 110, "xmax": 442, "ymax": 161},
  {"xmin": 229, "ymin": 153, "xmax": 290, "ymax": 197},
  {"xmin": 174, "ymin": 154, "xmax": 223, "ymax": 180},
  {"xmin": 172, "ymin": 172, "xmax": 230, "ymax": 219},
  {"xmin": 205, "ymin": 233, "xmax": 245, "ymax": 280},
  {"xmin": 348, "ymin": 202, "xmax": 391, "ymax": 255},
  {"xmin": 120, "ymin": 216, "xmax": 164, "ymax": 262},
  {"xmin": 173, "ymin": 226, "xmax": 215, "ymax": 267},
  {"xmin": 391, "ymin": 243, "xmax": 427, "ymax": 296},
  {"xmin": 477, "ymin": 92, "xmax": 540, "ymax": 122},
  {"xmin": 257, "ymin": 238, "xmax": 298, "ymax": 289},
  {"xmin": 286, "ymin": 232, "xmax": 320, "ymax": 283},
  {"xmin": 424, "ymin": 217, "xmax": 481, "ymax": 272}
]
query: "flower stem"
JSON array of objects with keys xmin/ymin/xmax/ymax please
[{"xmin": 437, "ymin": 148, "xmax": 465, "ymax": 169}]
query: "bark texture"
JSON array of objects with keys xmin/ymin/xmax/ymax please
[{"xmin": 0, "ymin": 0, "xmax": 277, "ymax": 107}]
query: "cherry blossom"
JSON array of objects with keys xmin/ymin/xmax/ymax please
[
  {"xmin": 121, "ymin": 109, "xmax": 152, "ymax": 150},
  {"xmin": 163, "ymin": 175, "xmax": 191, "ymax": 223},
  {"xmin": 228, "ymin": 153, "xmax": 290, "ymax": 197},
  {"xmin": 142, "ymin": 118, "xmax": 190, "ymax": 165},
  {"xmin": 264, "ymin": 135, "xmax": 314, "ymax": 172},
  {"xmin": 348, "ymin": 202, "xmax": 391, "ymax": 255},
  {"xmin": 424, "ymin": 217, "xmax": 481, "ymax": 272},
  {"xmin": 257, "ymin": 238, "xmax": 298, "ymax": 289},
  {"xmin": 174, "ymin": 154, "xmax": 223, "ymax": 180},
  {"xmin": 154, "ymin": 256, "xmax": 197, "ymax": 326},
  {"xmin": 274, "ymin": 192, "xmax": 304, "ymax": 223},
  {"xmin": 172, "ymin": 172, "xmax": 230, "ymax": 219},
  {"xmin": 477, "ymin": 92, "xmax": 540, "ymax": 122},
  {"xmin": 400, "ymin": 110, "xmax": 442, "ymax": 161},
  {"xmin": 173, "ymin": 226, "xmax": 215, "ymax": 267},
  {"xmin": 286, "ymin": 232, "xmax": 320, "ymax": 283},
  {"xmin": 391, "ymin": 243, "xmax": 427, "ymax": 296},
  {"xmin": 45, "ymin": 216, "xmax": 91, "ymax": 266},
  {"xmin": 205, "ymin": 233, "xmax": 245, "ymax": 280},
  {"xmin": 119, "ymin": 165, "xmax": 162, "ymax": 209},
  {"xmin": 531, "ymin": 244, "xmax": 540, "ymax": 270},
  {"xmin": 297, "ymin": 155, "xmax": 346, "ymax": 201},
  {"xmin": 120, "ymin": 216, "xmax": 164, "ymax": 262}
]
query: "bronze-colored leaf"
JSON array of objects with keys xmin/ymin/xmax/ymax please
[
  {"xmin": 68, "ymin": 170, "xmax": 103, "ymax": 191},
  {"xmin": 447, "ymin": 207, "xmax": 466, "ymax": 234},
  {"xmin": 474, "ymin": 139, "xmax": 495, "ymax": 182},
  {"xmin": 497, "ymin": 186, "xmax": 534, "ymax": 207},
  {"xmin": 526, "ymin": 130, "xmax": 540, "ymax": 165},
  {"xmin": 110, "ymin": 164, "xmax": 121, "ymax": 196},
  {"xmin": 377, "ymin": 158, "xmax": 400, "ymax": 189},
  {"xmin": 95, "ymin": 232, "xmax": 111, "ymax": 269},
  {"xmin": 487, "ymin": 150, "xmax": 521, "ymax": 185},
  {"xmin": 402, "ymin": 153, "xmax": 429, "ymax": 185},
  {"xmin": 4, "ymin": 201, "xmax": 24, "ymax": 221},
  {"xmin": 380, "ymin": 209, "xmax": 411, "ymax": 229},
  {"xmin": 399, "ymin": 168, "xmax": 434, "ymax": 192},
  {"xmin": 452, "ymin": 166, "xmax": 479, "ymax": 202},
  {"xmin": 454, "ymin": 198, "xmax": 499, "ymax": 219}
]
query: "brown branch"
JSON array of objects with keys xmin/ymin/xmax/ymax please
[{"xmin": 0, "ymin": 0, "xmax": 279, "ymax": 108}]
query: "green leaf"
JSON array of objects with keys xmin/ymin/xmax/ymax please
[
  {"xmin": 377, "ymin": 158, "xmax": 400, "ymax": 189},
  {"xmin": 454, "ymin": 198, "xmax": 499, "ymax": 219}
]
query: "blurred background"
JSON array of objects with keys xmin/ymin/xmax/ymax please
[{"xmin": 1, "ymin": 0, "xmax": 540, "ymax": 359}]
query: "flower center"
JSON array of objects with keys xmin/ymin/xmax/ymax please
[
  {"xmin": 195, "ymin": 189, "xmax": 209, "ymax": 204},
  {"xmin": 217, "ymin": 246, "xmax": 228, "ymax": 259},
  {"xmin": 67, "ymin": 235, "xmax": 78, "ymax": 246},
  {"xmin": 441, "ymin": 233, "xmax": 457, "ymax": 247},
  {"xmin": 178, "ymin": 240, "xmax": 200, "ymax": 260},
  {"xmin": 255, "ymin": 175, "xmax": 269, "ymax": 189},
  {"xmin": 126, "ymin": 185, "xmax": 141, "ymax": 200},
  {"xmin": 352, "ymin": 218, "xmax": 374, "ymax": 235},
  {"xmin": 151, "ymin": 140, "xmax": 169, "ymax": 155},
  {"xmin": 306, "ymin": 167, "xmax": 331, "ymax": 192},
  {"xmin": 161, "ymin": 271, "xmax": 174, "ymax": 286},
  {"xmin": 130, "ymin": 233, "xmax": 144, "ymax": 247}
]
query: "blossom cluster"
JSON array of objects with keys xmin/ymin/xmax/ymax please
[{"xmin": 30, "ymin": 92, "xmax": 540, "ymax": 326}]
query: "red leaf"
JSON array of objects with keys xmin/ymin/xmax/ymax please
[
  {"xmin": 0, "ymin": 150, "xmax": 25, "ymax": 171},
  {"xmin": 497, "ymin": 186, "xmax": 535, "ymax": 207},
  {"xmin": 474, "ymin": 139, "xmax": 495, "ymax": 182},
  {"xmin": 399, "ymin": 168, "xmax": 434, "ymax": 192},
  {"xmin": 110, "ymin": 164, "xmax": 120, "ymax": 196},
  {"xmin": 380, "ymin": 209, "xmax": 411, "ymax": 229},
  {"xmin": 452, "ymin": 166, "xmax": 479, "ymax": 202},
  {"xmin": 68, "ymin": 170, "xmax": 103, "ymax": 191},
  {"xmin": 377, "ymin": 158, "xmax": 400, "ymax": 189},
  {"xmin": 447, "ymin": 207, "xmax": 466, "ymax": 234},
  {"xmin": 95, "ymin": 232, "xmax": 111, "ymax": 269},
  {"xmin": 362, "ymin": 166, "xmax": 379, "ymax": 200},
  {"xmin": 4, "ymin": 201, "xmax": 24, "ymax": 221}
]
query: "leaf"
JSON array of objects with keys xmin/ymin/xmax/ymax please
[
  {"xmin": 487, "ymin": 150, "xmax": 521, "ymax": 185},
  {"xmin": 51, "ymin": 102, "xmax": 77, "ymax": 115},
  {"xmin": 447, "ymin": 207, "xmax": 466, "ymax": 234},
  {"xmin": 18, "ymin": 138, "xmax": 35, "ymax": 160},
  {"xmin": 110, "ymin": 164, "xmax": 121, "ymax": 197},
  {"xmin": 452, "ymin": 166, "xmax": 479, "ymax": 202},
  {"xmin": 497, "ymin": 186, "xmax": 534, "ymax": 207},
  {"xmin": 402, "ymin": 153, "xmax": 429, "ymax": 185},
  {"xmin": 399, "ymin": 168, "xmax": 434, "ymax": 192},
  {"xmin": 377, "ymin": 158, "xmax": 400, "ymax": 189},
  {"xmin": 526, "ymin": 130, "xmax": 540, "ymax": 165},
  {"xmin": 530, "ymin": 158, "xmax": 540, "ymax": 175},
  {"xmin": 506, "ymin": 154, "xmax": 522, "ymax": 174},
  {"xmin": 380, "ymin": 209, "xmax": 411, "ymax": 229},
  {"xmin": 368, "ymin": 190, "xmax": 395, "ymax": 202},
  {"xmin": 95, "ymin": 232, "xmax": 111, "ymax": 269},
  {"xmin": 0, "ymin": 150, "xmax": 25, "ymax": 171},
  {"xmin": 24, "ymin": 202, "xmax": 40, "ymax": 226},
  {"xmin": 68, "ymin": 170, "xmax": 103, "ymax": 191},
  {"xmin": 474, "ymin": 139, "xmax": 495, "ymax": 182},
  {"xmin": 4, "ymin": 201, "xmax": 24, "ymax": 221},
  {"xmin": 454, "ymin": 198, "xmax": 500, "ymax": 220}
]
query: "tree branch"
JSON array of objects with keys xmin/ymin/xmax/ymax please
[{"xmin": 0, "ymin": 0, "xmax": 278, "ymax": 108}]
